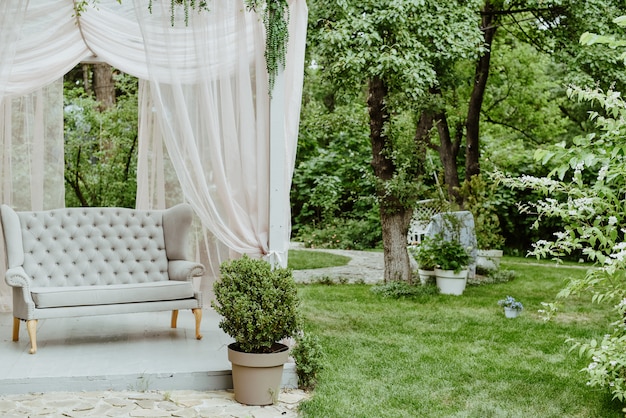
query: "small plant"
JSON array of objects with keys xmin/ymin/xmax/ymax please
[
  {"xmin": 497, "ymin": 296, "xmax": 524, "ymax": 311},
  {"xmin": 291, "ymin": 332, "xmax": 325, "ymax": 391},
  {"xmin": 212, "ymin": 255, "xmax": 300, "ymax": 353},
  {"xmin": 371, "ymin": 281, "xmax": 439, "ymax": 299},
  {"xmin": 409, "ymin": 236, "xmax": 438, "ymax": 270},
  {"xmin": 432, "ymin": 235, "xmax": 471, "ymax": 273}
]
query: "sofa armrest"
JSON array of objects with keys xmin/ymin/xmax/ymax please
[
  {"xmin": 5, "ymin": 266, "xmax": 32, "ymax": 290},
  {"xmin": 5, "ymin": 266, "xmax": 36, "ymax": 319},
  {"xmin": 168, "ymin": 260, "xmax": 205, "ymax": 281}
]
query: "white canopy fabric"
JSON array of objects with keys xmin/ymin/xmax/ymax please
[{"xmin": 0, "ymin": 0, "xmax": 307, "ymax": 312}]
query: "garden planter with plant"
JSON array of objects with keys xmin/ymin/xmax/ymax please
[
  {"xmin": 432, "ymin": 236, "xmax": 471, "ymax": 295},
  {"xmin": 498, "ymin": 296, "xmax": 523, "ymax": 318},
  {"xmin": 212, "ymin": 255, "xmax": 300, "ymax": 406},
  {"xmin": 410, "ymin": 236, "xmax": 438, "ymax": 284}
]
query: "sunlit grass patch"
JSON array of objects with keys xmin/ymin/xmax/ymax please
[
  {"xmin": 288, "ymin": 249, "xmax": 351, "ymax": 270},
  {"xmin": 297, "ymin": 257, "xmax": 622, "ymax": 417}
]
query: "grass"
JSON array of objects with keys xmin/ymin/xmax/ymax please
[
  {"xmin": 297, "ymin": 258, "xmax": 623, "ymax": 417},
  {"xmin": 288, "ymin": 249, "xmax": 351, "ymax": 270}
]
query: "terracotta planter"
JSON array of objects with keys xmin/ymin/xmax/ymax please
[
  {"xmin": 417, "ymin": 268, "xmax": 436, "ymax": 285},
  {"xmin": 435, "ymin": 268, "xmax": 468, "ymax": 295},
  {"xmin": 228, "ymin": 342, "xmax": 289, "ymax": 406}
]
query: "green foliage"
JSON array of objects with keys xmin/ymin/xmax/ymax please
[
  {"xmin": 63, "ymin": 72, "xmax": 138, "ymax": 208},
  {"xmin": 311, "ymin": 0, "xmax": 483, "ymax": 100},
  {"xmin": 291, "ymin": 332, "xmax": 325, "ymax": 391},
  {"xmin": 458, "ymin": 175, "xmax": 506, "ymax": 250},
  {"xmin": 500, "ymin": 80, "xmax": 626, "ymax": 404},
  {"xmin": 432, "ymin": 236, "xmax": 471, "ymax": 273},
  {"xmin": 371, "ymin": 281, "xmax": 439, "ymax": 299},
  {"xmin": 409, "ymin": 236, "xmax": 438, "ymax": 270},
  {"xmin": 569, "ymin": 297, "xmax": 626, "ymax": 403},
  {"xmin": 245, "ymin": 0, "xmax": 289, "ymax": 94},
  {"xmin": 295, "ymin": 216, "xmax": 382, "ymax": 250},
  {"xmin": 211, "ymin": 255, "xmax": 301, "ymax": 353},
  {"xmin": 291, "ymin": 98, "xmax": 375, "ymax": 230},
  {"xmin": 472, "ymin": 268, "xmax": 518, "ymax": 285}
]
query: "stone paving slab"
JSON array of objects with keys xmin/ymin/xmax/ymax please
[{"xmin": 0, "ymin": 389, "xmax": 309, "ymax": 417}]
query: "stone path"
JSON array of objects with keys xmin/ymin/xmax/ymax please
[
  {"xmin": 0, "ymin": 389, "xmax": 308, "ymax": 417},
  {"xmin": 290, "ymin": 245, "xmax": 385, "ymax": 284}
]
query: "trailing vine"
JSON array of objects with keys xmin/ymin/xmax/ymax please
[
  {"xmin": 244, "ymin": 0, "xmax": 289, "ymax": 95},
  {"xmin": 72, "ymin": 0, "xmax": 290, "ymax": 96}
]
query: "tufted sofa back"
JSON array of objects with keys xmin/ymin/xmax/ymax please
[{"xmin": 10, "ymin": 207, "xmax": 171, "ymax": 288}]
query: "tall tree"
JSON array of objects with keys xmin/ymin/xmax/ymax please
[{"xmin": 311, "ymin": 0, "xmax": 483, "ymax": 281}]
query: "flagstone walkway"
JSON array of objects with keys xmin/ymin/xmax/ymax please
[{"xmin": 0, "ymin": 388, "xmax": 308, "ymax": 417}]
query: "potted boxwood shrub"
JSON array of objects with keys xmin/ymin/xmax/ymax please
[
  {"xmin": 410, "ymin": 236, "xmax": 438, "ymax": 284},
  {"xmin": 212, "ymin": 255, "xmax": 300, "ymax": 406},
  {"xmin": 433, "ymin": 238, "xmax": 471, "ymax": 295}
]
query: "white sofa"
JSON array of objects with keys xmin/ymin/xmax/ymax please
[{"xmin": 0, "ymin": 203, "xmax": 205, "ymax": 354}]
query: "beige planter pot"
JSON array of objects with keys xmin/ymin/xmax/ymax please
[
  {"xmin": 435, "ymin": 268, "xmax": 468, "ymax": 295},
  {"xmin": 228, "ymin": 343, "xmax": 289, "ymax": 406}
]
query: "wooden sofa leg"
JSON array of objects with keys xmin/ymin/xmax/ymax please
[
  {"xmin": 192, "ymin": 308, "xmax": 202, "ymax": 340},
  {"xmin": 171, "ymin": 310, "xmax": 179, "ymax": 328},
  {"xmin": 12, "ymin": 317, "xmax": 20, "ymax": 342},
  {"xmin": 26, "ymin": 319, "xmax": 37, "ymax": 354}
]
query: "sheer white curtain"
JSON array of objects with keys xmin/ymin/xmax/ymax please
[
  {"xmin": 0, "ymin": 0, "xmax": 307, "ymax": 310},
  {"xmin": 0, "ymin": 1, "xmax": 71, "ymax": 311}
]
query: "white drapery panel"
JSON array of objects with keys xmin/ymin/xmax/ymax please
[{"xmin": 0, "ymin": 0, "xmax": 307, "ymax": 311}]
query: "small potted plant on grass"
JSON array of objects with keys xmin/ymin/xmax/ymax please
[
  {"xmin": 497, "ymin": 296, "xmax": 523, "ymax": 318},
  {"xmin": 432, "ymin": 237, "xmax": 471, "ymax": 295},
  {"xmin": 212, "ymin": 255, "xmax": 300, "ymax": 406},
  {"xmin": 410, "ymin": 236, "xmax": 438, "ymax": 284}
]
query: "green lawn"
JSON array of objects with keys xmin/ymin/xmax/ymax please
[
  {"xmin": 288, "ymin": 249, "xmax": 351, "ymax": 270},
  {"xmin": 297, "ymin": 258, "xmax": 623, "ymax": 417}
]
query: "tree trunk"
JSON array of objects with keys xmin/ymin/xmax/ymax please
[
  {"xmin": 465, "ymin": 0, "xmax": 498, "ymax": 181},
  {"xmin": 368, "ymin": 77, "xmax": 412, "ymax": 283},
  {"xmin": 93, "ymin": 63, "xmax": 115, "ymax": 110},
  {"xmin": 423, "ymin": 87, "xmax": 462, "ymax": 206},
  {"xmin": 82, "ymin": 64, "xmax": 91, "ymax": 95}
]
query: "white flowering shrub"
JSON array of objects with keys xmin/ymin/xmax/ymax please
[
  {"xmin": 498, "ymin": 84, "xmax": 626, "ymax": 402},
  {"xmin": 569, "ymin": 298, "xmax": 626, "ymax": 402}
]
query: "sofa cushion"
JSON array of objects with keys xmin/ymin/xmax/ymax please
[{"xmin": 31, "ymin": 281, "xmax": 195, "ymax": 309}]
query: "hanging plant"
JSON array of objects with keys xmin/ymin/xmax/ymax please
[
  {"xmin": 244, "ymin": 0, "xmax": 289, "ymax": 95},
  {"xmin": 73, "ymin": 0, "xmax": 289, "ymax": 96}
]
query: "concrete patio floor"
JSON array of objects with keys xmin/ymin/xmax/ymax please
[{"xmin": 0, "ymin": 309, "xmax": 241, "ymax": 395}]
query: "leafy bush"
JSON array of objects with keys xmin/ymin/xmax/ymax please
[
  {"xmin": 569, "ymin": 298, "xmax": 626, "ymax": 402},
  {"xmin": 409, "ymin": 236, "xmax": 438, "ymax": 270},
  {"xmin": 500, "ymin": 83, "xmax": 626, "ymax": 402},
  {"xmin": 212, "ymin": 256, "xmax": 301, "ymax": 353},
  {"xmin": 432, "ymin": 236, "xmax": 471, "ymax": 273},
  {"xmin": 371, "ymin": 281, "xmax": 439, "ymax": 299},
  {"xmin": 295, "ymin": 216, "xmax": 382, "ymax": 250},
  {"xmin": 292, "ymin": 332, "xmax": 325, "ymax": 391},
  {"xmin": 458, "ymin": 175, "xmax": 506, "ymax": 250}
]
